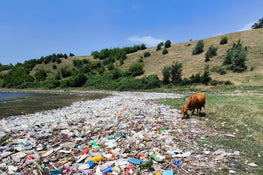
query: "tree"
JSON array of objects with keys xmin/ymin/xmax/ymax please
[
  {"xmin": 2, "ymin": 66, "xmax": 34, "ymax": 87},
  {"xmin": 144, "ymin": 52, "xmax": 151, "ymax": 57},
  {"xmin": 162, "ymin": 66, "xmax": 170, "ymax": 84},
  {"xmin": 223, "ymin": 40, "xmax": 247, "ymax": 72},
  {"xmin": 140, "ymin": 43, "xmax": 147, "ymax": 50},
  {"xmin": 34, "ymin": 70, "xmax": 47, "ymax": 82},
  {"xmin": 192, "ymin": 40, "xmax": 204, "ymax": 55},
  {"xmin": 220, "ymin": 36, "xmax": 228, "ymax": 45},
  {"xmin": 69, "ymin": 53, "xmax": 75, "ymax": 57},
  {"xmin": 162, "ymin": 48, "xmax": 168, "ymax": 55},
  {"xmin": 156, "ymin": 42, "xmax": 163, "ymax": 51},
  {"xmin": 164, "ymin": 40, "xmax": 171, "ymax": 48},
  {"xmin": 205, "ymin": 45, "xmax": 217, "ymax": 62},
  {"xmin": 170, "ymin": 62, "xmax": 182, "ymax": 85},
  {"xmin": 252, "ymin": 17, "xmax": 263, "ymax": 29},
  {"xmin": 200, "ymin": 65, "xmax": 211, "ymax": 85}
]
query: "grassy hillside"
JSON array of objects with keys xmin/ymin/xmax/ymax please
[
  {"xmin": 121, "ymin": 28, "xmax": 263, "ymax": 86},
  {"xmin": 1, "ymin": 28, "xmax": 262, "ymax": 88}
]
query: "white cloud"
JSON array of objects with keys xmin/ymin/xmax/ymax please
[
  {"xmin": 127, "ymin": 36, "xmax": 164, "ymax": 46},
  {"xmin": 238, "ymin": 21, "xmax": 255, "ymax": 31}
]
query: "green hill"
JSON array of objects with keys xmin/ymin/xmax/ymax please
[
  {"xmin": 121, "ymin": 28, "xmax": 263, "ymax": 86},
  {"xmin": 1, "ymin": 28, "xmax": 262, "ymax": 89}
]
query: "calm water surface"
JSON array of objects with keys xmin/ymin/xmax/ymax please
[{"xmin": 0, "ymin": 91, "xmax": 37, "ymax": 101}]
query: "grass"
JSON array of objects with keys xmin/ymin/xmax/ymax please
[
  {"xmin": 123, "ymin": 28, "xmax": 263, "ymax": 86},
  {"xmin": 158, "ymin": 90, "xmax": 263, "ymax": 174}
]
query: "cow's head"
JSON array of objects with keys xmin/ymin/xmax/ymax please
[{"xmin": 180, "ymin": 107, "xmax": 189, "ymax": 119}]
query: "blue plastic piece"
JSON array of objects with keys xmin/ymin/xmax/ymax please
[
  {"xmin": 162, "ymin": 170, "xmax": 173, "ymax": 175},
  {"xmin": 50, "ymin": 170, "xmax": 62, "ymax": 175},
  {"xmin": 128, "ymin": 158, "xmax": 141, "ymax": 165},
  {"xmin": 102, "ymin": 166, "xmax": 112, "ymax": 173},
  {"xmin": 173, "ymin": 160, "xmax": 182, "ymax": 167},
  {"xmin": 87, "ymin": 161, "xmax": 97, "ymax": 169},
  {"xmin": 116, "ymin": 133, "xmax": 123, "ymax": 137}
]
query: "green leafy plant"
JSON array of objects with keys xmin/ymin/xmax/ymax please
[{"xmin": 192, "ymin": 40, "xmax": 204, "ymax": 55}]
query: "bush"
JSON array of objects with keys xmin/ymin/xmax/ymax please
[
  {"xmin": 69, "ymin": 53, "xmax": 75, "ymax": 57},
  {"xmin": 56, "ymin": 58, "xmax": 62, "ymax": 64},
  {"xmin": 225, "ymin": 80, "xmax": 232, "ymax": 85},
  {"xmin": 144, "ymin": 52, "xmax": 151, "ymax": 57},
  {"xmin": 2, "ymin": 66, "xmax": 34, "ymax": 87},
  {"xmin": 111, "ymin": 68, "xmax": 122, "ymax": 80},
  {"xmin": 70, "ymin": 73, "xmax": 87, "ymax": 87},
  {"xmin": 140, "ymin": 43, "xmax": 147, "ymax": 50},
  {"xmin": 252, "ymin": 17, "xmax": 263, "ymax": 29},
  {"xmin": 164, "ymin": 40, "xmax": 171, "ymax": 48},
  {"xmin": 210, "ymin": 80, "xmax": 219, "ymax": 86},
  {"xmin": 107, "ymin": 63, "xmax": 115, "ymax": 71},
  {"xmin": 170, "ymin": 62, "xmax": 182, "ymax": 85},
  {"xmin": 73, "ymin": 60, "xmax": 83, "ymax": 68},
  {"xmin": 141, "ymin": 74, "xmax": 161, "ymax": 89},
  {"xmin": 220, "ymin": 36, "xmax": 228, "ymax": 45},
  {"xmin": 52, "ymin": 64, "xmax": 57, "ymax": 69},
  {"xmin": 128, "ymin": 63, "xmax": 144, "ymax": 77},
  {"xmin": 211, "ymin": 66, "xmax": 226, "ymax": 75},
  {"xmin": 205, "ymin": 45, "xmax": 217, "ymax": 62},
  {"xmin": 223, "ymin": 40, "xmax": 247, "ymax": 72},
  {"xmin": 200, "ymin": 65, "xmax": 211, "ymax": 85},
  {"xmin": 189, "ymin": 73, "xmax": 201, "ymax": 84},
  {"xmin": 138, "ymin": 56, "xmax": 143, "ymax": 63},
  {"xmin": 192, "ymin": 40, "xmax": 204, "ymax": 55},
  {"xmin": 162, "ymin": 48, "xmax": 168, "ymax": 55},
  {"xmin": 34, "ymin": 70, "xmax": 47, "ymax": 82},
  {"xmin": 156, "ymin": 42, "xmax": 162, "ymax": 51},
  {"xmin": 60, "ymin": 68, "xmax": 72, "ymax": 78},
  {"xmin": 162, "ymin": 66, "xmax": 170, "ymax": 84}
]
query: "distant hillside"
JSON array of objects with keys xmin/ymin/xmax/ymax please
[
  {"xmin": 121, "ymin": 28, "xmax": 263, "ymax": 86},
  {"xmin": 1, "ymin": 28, "xmax": 262, "ymax": 89}
]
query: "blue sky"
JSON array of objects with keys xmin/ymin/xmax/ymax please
[{"xmin": 0, "ymin": 0, "xmax": 262, "ymax": 65}]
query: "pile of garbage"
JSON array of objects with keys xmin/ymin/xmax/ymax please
[{"xmin": 0, "ymin": 91, "xmax": 241, "ymax": 174}]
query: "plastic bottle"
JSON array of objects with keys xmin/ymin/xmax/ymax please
[
  {"xmin": 150, "ymin": 153, "xmax": 164, "ymax": 163},
  {"xmin": 89, "ymin": 156, "xmax": 102, "ymax": 162},
  {"xmin": 138, "ymin": 159, "xmax": 153, "ymax": 169}
]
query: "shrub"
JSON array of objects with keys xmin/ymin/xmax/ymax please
[
  {"xmin": 220, "ymin": 36, "xmax": 228, "ymax": 45},
  {"xmin": 34, "ymin": 70, "xmax": 47, "ymax": 82},
  {"xmin": 56, "ymin": 58, "xmax": 62, "ymax": 64},
  {"xmin": 170, "ymin": 62, "xmax": 182, "ymax": 85},
  {"xmin": 223, "ymin": 40, "xmax": 247, "ymax": 72},
  {"xmin": 128, "ymin": 63, "xmax": 144, "ymax": 77},
  {"xmin": 144, "ymin": 51, "xmax": 151, "ymax": 57},
  {"xmin": 52, "ymin": 64, "xmax": 57, "ymax": 69},
  {"xmin": 70, "ymin": 73, "xmax": 87, "ymax": 87},
  {"xmin": 73, "ymin": 60, "xmax": 83, "ymax": 68},
  {"xmin": 190, "ymin": 73, "xmax": 201, "ymax": 84},
  {"xmin": 211, "ymin": 66, "xmax": 226, "ymax": 75},
  {"xmin": 2, "ymin": 66, "xmax": 34, "ymax": 87},
  {"xmin": 141, "ymin": 74, "xmax": 161, "ymax": 89},
  {"xmin": 69, "ymin": 53, "xmax": 75, "ymax": 57},
  {"xmin": 111, "ymin": 68, "xmax": 122, "ymax": 80},
  {"xmin": 225, "ymin": 80, "xmax": 232, "ymax": 85},
  {"xmin": 107, "ymin": 63, "xmax": 115, "ymax": 71},
  {"xmin": 162, "ymin": 66, "xmax": 170, "ymax": 84},
  {"xmin": 252, "ymin": 17, "xmax": 263, "ymax": 29},
  {"xmin": 192, "ymin": 40, "xmax": 204, "ymax": 55},
  {"xmin": 162, "ymin": 48, "xmax": 168, "ymax": 55},
  {"xmin": 140, "ymin": 43, "xmax": 147, "ymax": 50},
  {"xmin": 164, "ymin": 40, "xmax": 171, "ymax": 48},
  {"xmin": 210, "ymin": 80, "xmax": 219, "ymax": 86},
  {"xmin": 54, "ymin": 73, "xmax": 61, "ymax": 80},
  {"xmin": 60, "ymin": 68, "xmax": 72, "ymax": 78},
  {"xmin": 205, "ymin": 45, "xmax": 217, "ymax": 62},
  {"xmin": 156, "ymin": 43, "xmax": 162, "ymax": 51},
  {"xmin": 138, "ymin": 56, "xmax": 143, "ymax": 63},
  {"xmin": 200, "ymin": 65, "xmax": 211, "ymax": 85}
]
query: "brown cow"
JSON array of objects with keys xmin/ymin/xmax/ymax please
[{"xmin": 180, "ymin": 93, "xmax": 205, "ymax": 119}]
